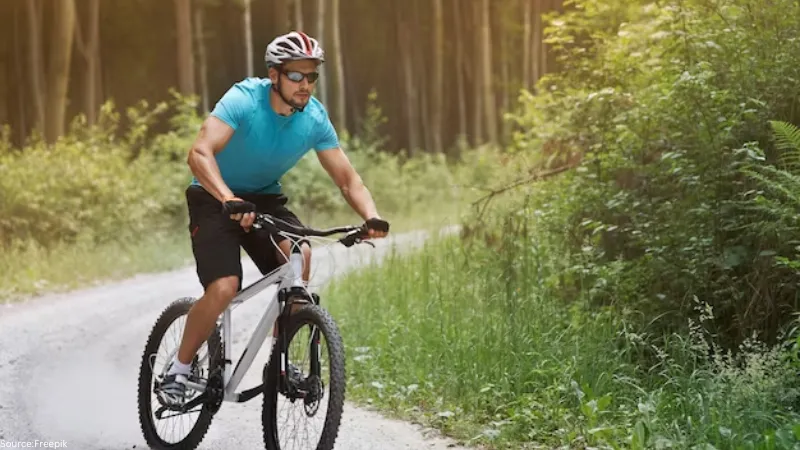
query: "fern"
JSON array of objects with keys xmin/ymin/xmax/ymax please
[{"xmin": 769, "ymin": 120, "xmax": 800, "ymax": 170}]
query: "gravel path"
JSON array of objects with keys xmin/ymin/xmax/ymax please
[{"xmin": 0, "ymin": 228, "xmax": 471, "ymax": 450}]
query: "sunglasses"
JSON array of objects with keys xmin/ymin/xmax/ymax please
[{"xmin": 281, "ymin": 70, "xmax": 320, "ymax": 83}]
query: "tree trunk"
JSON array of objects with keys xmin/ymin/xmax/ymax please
[
  {"xmin": 174, "ymin": 0, "xmax": 195, "ymax": 95},
  {"xmin": 331, "ymin": 0, "xmax": 346, "ymax": 132},
  {"xmin": 74, "ymin": 0, "xmax": 101, "ymax": 125},
  {"xmin": 45, "ymin": 0, "xmax": 76, "ymax": 143},
  {"xmin": 25, "ymin": 0, "xmax": 45, "ymax": 137},
  {"xmin": 397, "ymin": 8, "xmax": 419, "ymax": 155},
  {"xmin": 194, "ymin": 6, "xmax": 210, "ymax": 111},
  {"xmin": 14, "ymin": 3, "xmax": 27, "ymax": 142},
  {"xmin": 501, "ymin": 19, "xmax": 510, "ymax": 146},
  {"xmin": 243, "ymin": 0, "xmax": 254, "ymax": 76},
  {"xmin": 294, "ymin": 0, "xmax": 304, "ymax": 31},
  {"xmin": 472, "ymin": 1, "xmax": 483, "ymax": 146},
  {"xmin": 532, "ymin": 0, "xmax": 542, "ymax": 86},
  {"xmin": 0, "ymin": 26, "xmax": 8, "ymax": 131},
  {"xmin": 412, "ymin": 0, "xmax": 432, "ymax": 153},
  {"xmin": 315, "ymin": 0, "xmax": 327, "ymax": 105},
  {"xmin": 431, "ymin": 0, "xmax": 443, "ymax": 153},
  {"xmin": 481, "ymin": 0, "xmax": 497, "ymax": 145},
  {"xmin": 523, "ymin": 0, "xmax": 532, "ymax": 89},
  {"xmin": 453, "ymin": 0, "xmax": 467, "ymax": 144}
]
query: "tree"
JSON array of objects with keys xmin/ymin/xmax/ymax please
[
  {"xmin": 331, "ymin": 0, "xmax": 346, "ymax": 132},
  {"xmin": 195, "ymin": 5, "xmax": 210, "ymax": 111},
  {"xmin": 481, "ymin": 0, "xmax": 497, "ymax": 145},
  {"xmin": 432, "ymin": 0, "xmax": 444, "ymax": 153},
  {"xmin": 243, "ymin": 0, "xmax": 254, "ymax": 76},
  {"xmin": 25, "ymin": 0, "xmax": 46, "ymax": 137},
  {"xmin": 523, "ymin": 0, "xmax": 532, "ymax": 89},
  {"xmin": 472, "ymin": 0, "xmax": 484, "ymax": 146},
  {"xmin": 42, "ymin": 0, "xmax": 77, "ymax": 143},
  {"xmin": 453, "ymin": 0, "xmax": 467, "ymax": 142},
  {"xmin": 174, "ymin": 0, "xmax": 195, "ymax": 95},
  {"xmin": 294, "ymin": 0, "xmax": 304, "ymax": 31},
  {"xmin": 315, "ymin": 0, "xmax": 327, "ymax": 105},
  {"xmin": 396, "ymin": 1, "xmax": 420, "ymax": 154},
  {"xmin": 74, "ymin": 0, "xmax": 102, "ymax": 125}
]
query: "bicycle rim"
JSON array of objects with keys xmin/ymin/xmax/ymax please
[{"xmin": 137, "ymin": 298, "xmax": 222, "ymax": 449}]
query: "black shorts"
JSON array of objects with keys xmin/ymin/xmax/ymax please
[{"xmin": 185, "ymin": 185, "xmax": 307, "ymax": 290}]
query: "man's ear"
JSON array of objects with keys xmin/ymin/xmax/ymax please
[{"xmin": 268, "ymin": 66, "xmax": 280, "ymax": 84}]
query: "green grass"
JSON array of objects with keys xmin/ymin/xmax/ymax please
[
  {"xmin": 324, "ymin": 226, "xmax": 800, "ymax": 449},
  {"xmin": 0, "ymin": 230, "xmax": 194, "ymax": 303}
]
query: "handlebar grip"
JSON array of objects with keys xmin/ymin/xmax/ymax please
[
  {"xmin": 222, "ymin": 200, "xmax": 256, "ymax": 215},
  {"xmin": 366, "ymin": 218, "xmax": 390, "ymax": 233}
]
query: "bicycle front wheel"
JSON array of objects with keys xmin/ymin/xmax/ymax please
[
  {"xmin": 137, "ymin": 297, "xmax": 223, "ymax": 450},
  {"xmin": 262, "ymin": 304, "xmax": 346, "ymax": 450}
]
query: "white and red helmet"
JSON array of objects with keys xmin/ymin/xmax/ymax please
[{"xmin": 265, "ymin": 31, "xmax": 325, "ymax": 68}]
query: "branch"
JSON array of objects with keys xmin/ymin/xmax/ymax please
[{"xmin": 471, "ymin": 163, "xmax": 578, "ymax": 219}]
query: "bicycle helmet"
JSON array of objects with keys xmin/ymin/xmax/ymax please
[{"xmin": 265, "ymin": 31, "xmax": 325, "ymax": 68}]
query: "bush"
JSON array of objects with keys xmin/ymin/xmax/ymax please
[
  {"xmin": 327, "ymin": 202, "xmax": 800, "ymax": 448},
  {"xmin": 506, "ymin": 0, "xmax": 800, "ymax": 348},
  {"xmin": 0, "ymin": 87, "xmax": 497, "ymax": 262},
  {"xmin": 0, "ymin": 94, "xmax": 198, "ymax": 249}
]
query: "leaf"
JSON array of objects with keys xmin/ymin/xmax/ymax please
[{"xmin": 632, "ymin": 420, "xmax": 649, "ymax": 449}]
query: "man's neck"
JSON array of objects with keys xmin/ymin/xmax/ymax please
[{"xmin": 269, "ymin": 89, "xmax": 295, "ymax": 116}]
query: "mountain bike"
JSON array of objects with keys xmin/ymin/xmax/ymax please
[{"xmin": 137, "ymin": 211, "xmax": 384, "ymax": 450}]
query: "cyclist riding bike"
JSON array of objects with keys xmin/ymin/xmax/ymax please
[{"xmin": 155, "ymin": 31, "xmax": 390, "ymax": 407}]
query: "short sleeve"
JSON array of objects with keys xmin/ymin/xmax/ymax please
[
  {"xmin": 314, "ymin": 113, "xmax": 340, "ymax": 151},
  {"xmin": 210, "ymin": 84, "xmax": 253, "ymax": 131}
]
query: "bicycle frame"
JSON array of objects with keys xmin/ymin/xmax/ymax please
[{"xmin": 181, "ymin": 246, "xmax": 307, "ymax": 403}]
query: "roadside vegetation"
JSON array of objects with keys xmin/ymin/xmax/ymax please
[
  {"xmin": 0, "ymin": 92, "xmax": 496, "ymax": 301},
  {"xmin": 326, "ymin": 0, "xmax": 800, "ymax": 448}
]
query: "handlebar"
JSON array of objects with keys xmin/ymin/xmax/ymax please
[{"xmin": 252, "ymin": 212, "xmax": 375, "ymax": 248}]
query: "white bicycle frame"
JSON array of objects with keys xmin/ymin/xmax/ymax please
[{"xmin": 181, "ymin": 249, "xmax": 307, "ymax": 403}]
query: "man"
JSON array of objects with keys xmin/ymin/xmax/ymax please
[{"xmin": 155, "ymin": 31, "xmax": 389, "ymax": 406}]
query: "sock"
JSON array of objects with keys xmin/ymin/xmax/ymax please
[{"xmin": 167, "ymin": 358, "xmax": 192, "ymax": 376}]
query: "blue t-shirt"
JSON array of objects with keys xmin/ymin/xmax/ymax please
[{"xmin": 191, "ymin": 77, "xmax": 340, "ymax": 195}]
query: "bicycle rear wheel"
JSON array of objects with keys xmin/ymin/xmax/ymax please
[
  {"xmin": 262, "ymin": 304, "xmax": 346, "ymax": 450},
  {"xmin": 137, "ymin": 297, "xmax": 223, "ymax": 450}
]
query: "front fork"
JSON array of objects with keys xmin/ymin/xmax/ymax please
[{"xmin": 275, "ymin": 285, "xmax": 321, "ymax": 395}]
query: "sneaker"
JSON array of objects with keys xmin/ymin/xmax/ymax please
[{"xmin": 155, "ymin": 373, "xmax": 188, "ymax": 408}]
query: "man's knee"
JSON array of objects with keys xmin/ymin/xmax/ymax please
[{"xmin": 204, "ymin": 275, "xmax": 239, "ymax": 308}]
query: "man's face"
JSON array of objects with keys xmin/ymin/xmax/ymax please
[{"xmin": 270, "ymin": 60, "xmax": 319, "ymax": 108}]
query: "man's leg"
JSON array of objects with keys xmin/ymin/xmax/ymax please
[
  {"xmin": 176, "ymin": 275, "xmax": 239, "ymax": 366},
  {"xmin": 241, "ymin": 193, "xmax": 312, "ymax": 285},
  {"xmin": 156, "ymin": 186, "xmax": 244, "ymax": 406},
  {"xmin": 275, "ymin": 239, "xmax": 312, "ymax": 283}
]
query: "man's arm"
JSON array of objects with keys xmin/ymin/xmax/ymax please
[
  {"xmin": 187, "ymin": 116, "xmax": 236, "ymax": 203},
  {"xmin": 187, "ymin": 116, "xmax": 256, "ymax": 229},
  {"xmin": 316, "ymin": 148, "xmax": 385, "ymax": 233}
]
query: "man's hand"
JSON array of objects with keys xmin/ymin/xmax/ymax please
[
  {"xmin": 222, "ymin": 197, "xmax": 256, "ymax": 232},
  {"xmin": 365, "ymin": 217, "xmax": 390, "ymax": 239}
]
